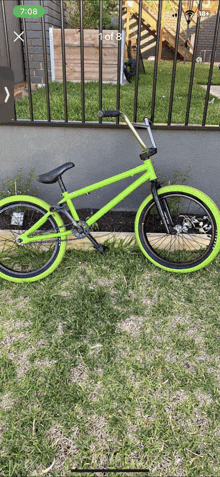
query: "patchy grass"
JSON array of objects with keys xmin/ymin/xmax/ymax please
[
  {"xmin": 15, "ymin": 61, "xmax": 220, "ymax": 125},
  {"xmin": 0, "ymin": 242, "xmax": 220, "ymax": 476}
]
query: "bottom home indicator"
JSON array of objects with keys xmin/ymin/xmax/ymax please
[{"xmin": 71, "ymin": 469, "xmax": 150, "ymax": 477}]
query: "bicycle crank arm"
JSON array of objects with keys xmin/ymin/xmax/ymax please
[{"xmin": 87, "ymin": 233, "xmax": 109, "ymax": 253}]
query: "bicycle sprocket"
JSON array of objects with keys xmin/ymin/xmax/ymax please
[{"xmin": 72, "ymin": 220, "xmax": 90, "ymax": 239}]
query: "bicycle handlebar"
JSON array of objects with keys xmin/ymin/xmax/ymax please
[
  {"xmin": 98, "ymin": 110, "xmax": 120, "ymax": 118},
  {"xmin": 97, "ymin": 110, "xmax": 156, "ymax": 153}
]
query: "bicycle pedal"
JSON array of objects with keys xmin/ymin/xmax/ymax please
[
  {"xmin": 101, "ymin": 245, "xmax": 109, "ymax": 253},
  {"xmin": 86, "ymin": 233, "xmax": 109, "ymax": 253},
  {"xmin": 94, "ymin": 244, "xmax": 109, "ymax": 253}
]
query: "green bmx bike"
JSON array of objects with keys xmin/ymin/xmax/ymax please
[{"xmin": 0, "ymin": 110, "xmax": 220, "ymax": 283}]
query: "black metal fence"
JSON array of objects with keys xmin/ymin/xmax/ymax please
[{"xmin": 1, "ymin": 0, "xmax": 220, "ymax": 130}]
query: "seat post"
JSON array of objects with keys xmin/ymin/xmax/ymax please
[{"xmin": 58, "ymin": 176, "xmax": 67, "ymax": 193}]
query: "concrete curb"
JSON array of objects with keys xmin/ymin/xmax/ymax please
[
  {"xmin": 65, "ymin": 231, "xmax": 210, "ymax": 251},
  {"xmin": 66, "ymin": 232, "xmax": 136, "ymax": 250},
  {"xmin": 0, "ymin": 230, "xmax": 208, "ymax": 252}
]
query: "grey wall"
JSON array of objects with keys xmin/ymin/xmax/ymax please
[{"xmin": 0, "ymin": 125, "xmax": 220, "ymax": 212}]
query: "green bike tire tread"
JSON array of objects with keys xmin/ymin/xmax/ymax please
[
  {"xmin": 0, "ymin": 195, "xmax": 66, "ymax": 283},
  {"xmin": 135, "ymin": 185, "xmax": 220, "ymax": 273}
]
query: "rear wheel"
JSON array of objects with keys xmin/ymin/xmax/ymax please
[
  {"xmin": 0, "ymin": 196, "xmax": 66, "ymax": 282},
  {"xmin": 135, "ymin": 185, "xmax": 220, "ymax": 273}
]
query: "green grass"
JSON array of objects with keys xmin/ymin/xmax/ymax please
[
  {"xmin": 15, "ymin": 61, "xmax": 220, "ymax": 125},
  {"xmin": 0, "ymin": 240, "xmax": 220, "ymax": 476}
]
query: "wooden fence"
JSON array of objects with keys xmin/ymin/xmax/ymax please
[{"xmin": 52, "ymin": 29, "xmax": 119, "ymax": 83}]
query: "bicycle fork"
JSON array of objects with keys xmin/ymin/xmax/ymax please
[{"xmin": 151, "ymin": 180, "xmax": 174, "ymax": 233}]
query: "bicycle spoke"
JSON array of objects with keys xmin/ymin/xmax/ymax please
[
  {"xmin": 142, "ymin": 193, "xmax": 215, "ymax": 266},
  {"xmin": 0, "ymin": 202, "xmax": 60, "ymax": 275}
]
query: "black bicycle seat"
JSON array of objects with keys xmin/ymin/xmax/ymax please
[{"xmin": 37, "ymin": 162, "xmax": 75, "ymax": 184}]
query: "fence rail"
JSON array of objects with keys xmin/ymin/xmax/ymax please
[{"xmin": 1, "ymin": 0, "xmax": 220, "ymax": 130}]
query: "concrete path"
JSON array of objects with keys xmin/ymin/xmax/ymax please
[{"xmin": 202, "ymin": 85, "xmax": 220, "ymax": 99}]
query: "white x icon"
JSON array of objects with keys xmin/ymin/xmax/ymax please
[{"xmin": 14, "ymin": 31, "xmax": 24, "ymax": 42}]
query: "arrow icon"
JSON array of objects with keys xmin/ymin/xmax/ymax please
[
  {"xmin": 4, "ymin": 87, "xmax": 10, "ymax": 103},
  {"xmin": 0, "ymin": 67, "xmax": 14, "ymax": 123}
]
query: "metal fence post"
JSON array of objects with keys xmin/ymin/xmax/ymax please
[
  {"xmin": 151, "ymin": 0, "xmax": 163, "ymax": 123},
  {"xmin": 80, "ymin": 0, "xmax": 85, "ymax": 123},
  {"xmin": 116, "ymin": 0, "xmax": 123, "ymax": 125},
  {"xmin": 168, "ymin": 0, "xmax": 182, "ymax": 126},
  {"xmin": 61, "ymin": 0, "xmax": 68, "ymax": 122},
  {"xmin": 40, "ymin": 0, "xmax": 50, "ymax": 122},
  {"xmin": 99, "ymin": 0, "xmax": 103, "ymax": 125},
  {"xmin": 202, "ymin": 0, "xmax": 220, "ymax": 127},
  {"xmin": 133, "ymin": 0, "xmax": 142, "ymax": 123}
]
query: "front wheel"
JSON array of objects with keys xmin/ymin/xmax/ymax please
[
  {"xmin": 135, "ymin": 185, "xmax": 220, "ymax": 273},
  {"xmin": 0, "ymin": 196, "xmax": 67, "ymax": 283}
]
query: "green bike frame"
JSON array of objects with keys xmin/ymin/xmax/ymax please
[{"xmin": 17, "ymin": 158, "xmax": 157, "ymax": 245}]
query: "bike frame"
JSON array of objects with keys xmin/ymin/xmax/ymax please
[{"xmin": 18, "ymin": 158, "xmax": 157, "ymax": 244}]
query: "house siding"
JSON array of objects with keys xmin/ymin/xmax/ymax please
[{"xmin": 24, "ymin": 0, "xmax": 68, "ymax": 85}]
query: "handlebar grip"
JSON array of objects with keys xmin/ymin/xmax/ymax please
[{"xmin": 98, "ymin": 110, "xmax": 120, "ymax": 118}]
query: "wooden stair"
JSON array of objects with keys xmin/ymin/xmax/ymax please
[{"xmin": 123, "ymin": 0, "xmax": 193, "ymax": 61}]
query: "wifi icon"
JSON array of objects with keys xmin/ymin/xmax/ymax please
[{"xmin": 185, "ymin": 9, "xmax": 194, "ymax": 18}]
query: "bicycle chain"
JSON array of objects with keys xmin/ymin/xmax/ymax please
[{"xmin": 24, "ymin": 220, "xmax": 90, "ymax": 245}]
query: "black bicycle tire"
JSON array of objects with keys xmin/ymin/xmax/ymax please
[
  {"xmin": 0, "ymin": 198, "xmax": 66, "ymax": 282},
  {"xmin": 135, "ymin": 186, "xmax": 220, "ymax": 273}
]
